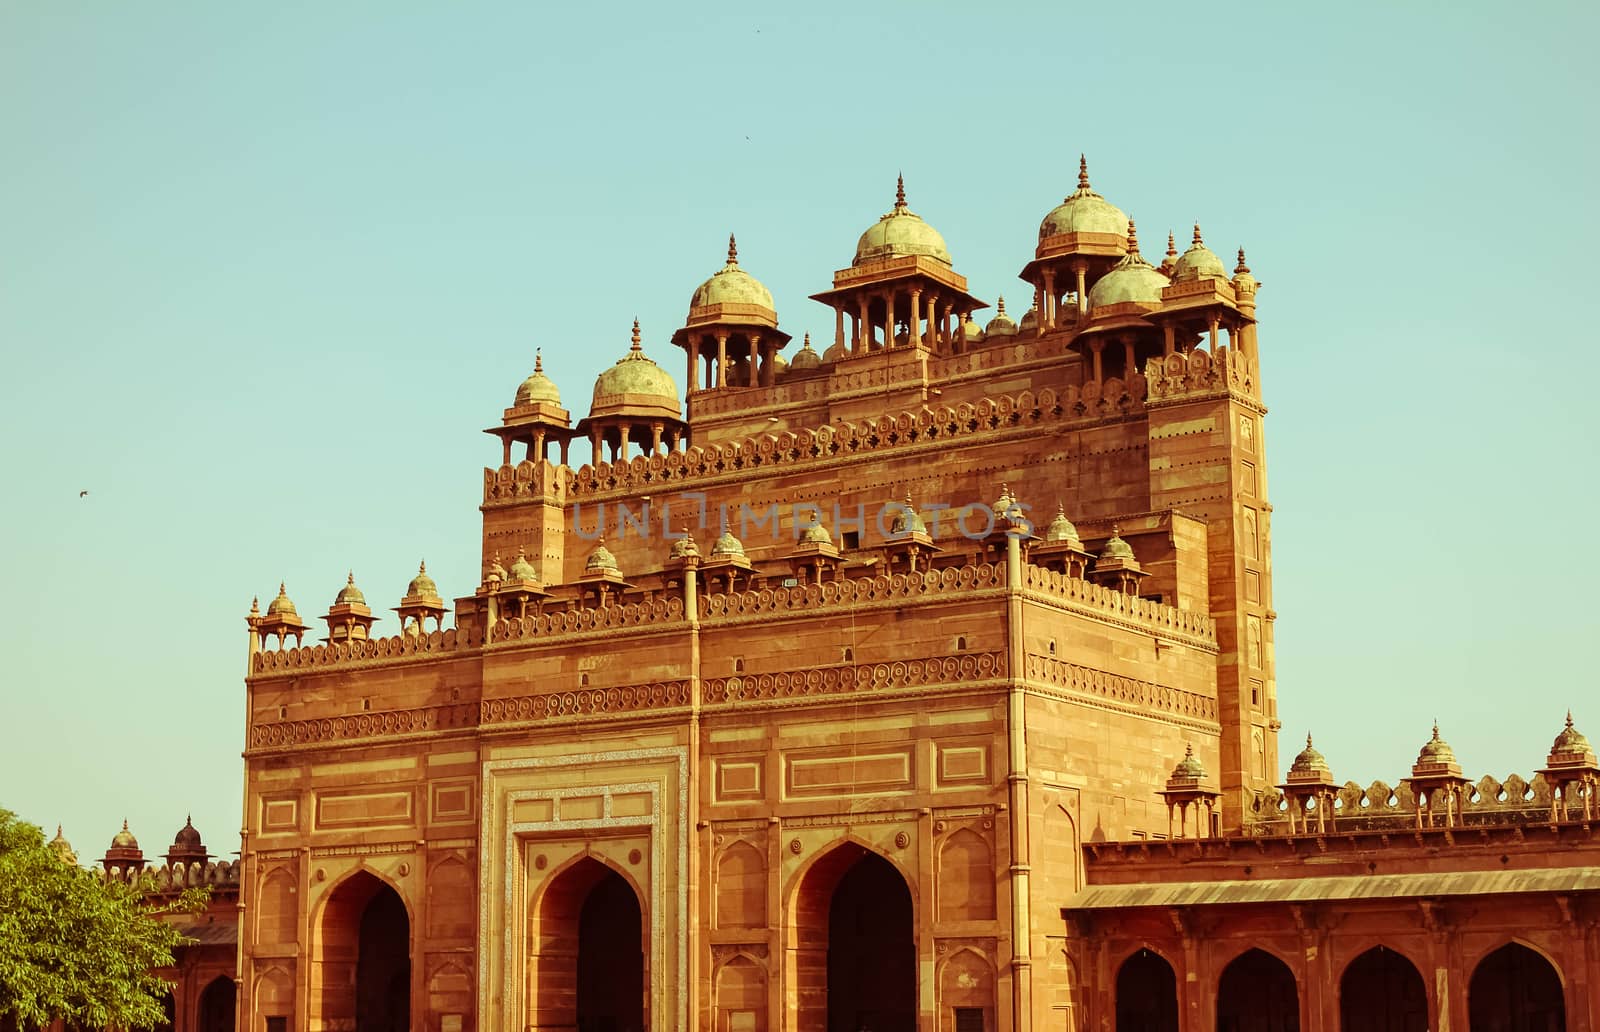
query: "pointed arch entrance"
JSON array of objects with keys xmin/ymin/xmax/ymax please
[
  {"xmin": 197, "ymin": 975, "xmax": 237, "ymax": 1032},
  {"xmin": 1216, "ymin": 948, "xmax": 1299, "ymax": 1032},
  {"xmin": 310, "ymin": 870, "xmax": 411, "ymax": 1032},
  {"xmin": 528, "ymin": 855, "xmax": 646, "ymax": 1032},
  {"xmin": 790, "ymin": 842, "xmax": 916, "ymax": 1032},
  {"xmin": 1339, "ymin": 946, "xmax": 1426, "ymax": 1031},
  {"xmin": 1469, "ymin": 943, "xmax": 1565, "ymax": 1031},
  {"xmin": 1115, "ymin": 948, "xmax": 1178, "ymax": 1032}
]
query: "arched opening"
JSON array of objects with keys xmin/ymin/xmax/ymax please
[
  {"xmin": 197, "ymin": 975, "xmax": 236, "ymax": 1032},
  {"xmin": 1469, "ymin": 943, "xmax": 1565, "ymax": 1031},
  {"xmin": 1115, "ymin": 948, "xmax": 1178, "ymax": 1032},
  {"xmin": 311, "ymin": 870, "xmax": 411, "ymax": 1032},
  {"xmin": 1217, "ymin": 948, "xmax": 1299, "ymax": 1032},
  {"xmin": 790, "ymin": 842, "xmax": 915, "ymax": 1032},
  {"xmin": 528, "ymin": 856, "xmax": 646, "ymax": 1032},
  {"xmin": 1340, "ymin": 946, "xmax": 1426, "ymax": 1031}
]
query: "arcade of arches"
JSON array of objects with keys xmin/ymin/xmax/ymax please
[{"xmin": 1102, "ymin": 938, "xmax": 1573, "ymax": 1032}]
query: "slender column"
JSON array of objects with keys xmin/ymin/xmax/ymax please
[
  {"xmin": 1208, "ymin": 315, "xmax": 1220, "ymax": 354},
  {"xmin": 650, "ymin": 422, "xmax": 663, "ymax": 455},
  {"xmin": 534, "ymin": 429, "xmax": 546, "ymax": 462},
  {"xmin": 1042, "ymin": 269, "xmax": 1057, "ymax": 329},
  {"xmin": 1123, "ymin": 337, "xmax": 1136, "ymax": 380},
  {"xmin": 1090, "ymin": 339, "xmax": 1104, "ymax": 382},
  {"xmin": 857, "ymin": 295, "xmax": 869, "ymax": 352},
  {"xmin": 942, "ymin": 303, "xmax": 954, "ymax": 352},
  {"xmin": 749, "ymin": 334, "xmax": 760, "ymax": 386},
  {"xmin": 501, "ymin": 438, "xmax": 512, "ymax": 466},
  {"xmin": 618, "ymin": 423, "xmax": 630, "ymax": 460},
  {"xmin": 908, "ymin": 287, "xmax": 922, "ymax": 348},
  {"xmin": 882, "ymin": 290, "xmax": 894, "ymax": 348},
  {"xmin": 1075, "ymin": 261, "xmax": 1088, "ymax": 315},
  {"xmin": 590, "ymin": 430, "xmax": 602, "ymax": 466},
  {"xmin": 834, "ymin": 306, "xmax": 845, "ymax": 350},
  {"xmin": 925, "ymin": 293, "xmax": 937, "ymax": 351},
  {"xmin": 687, "ymin": 341, "xmax": 699, "ymax": 392},
  {"xmin": 1004, "ymin": 532, "xmax": 1034, "ymax": 1031},
  {"xmin": 559, "ymin": 439, "xmax": 570, "ymax": 466},
  {"xmin": 1164, "ymin": 324, "xmax": 1176, "ymax": 357},
  {"xmin": 716, "ymin": 334, "xmax": 728, "ymax": 388}
]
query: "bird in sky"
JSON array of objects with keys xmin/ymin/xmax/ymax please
[{"xmin": 79, "ymin": 490, "xmax": 89, "ymax": 498}]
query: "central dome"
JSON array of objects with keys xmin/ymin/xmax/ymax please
[
  {"xmin": 690, "ymin": 235, "xmax": 775, "ymax": 312},
  {"xmin": 1039, "ymin": 157, "xmax": 1130, "ymax": 241},
  {"xmin": 592, "ymin": 320, "xmax": 681, "ymax": 411},
  {"xmin": 854, "ymin": 176, "xmax": 952, "ymax": 266}
]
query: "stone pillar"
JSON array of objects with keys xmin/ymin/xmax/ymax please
[
  {"xmin": 1043, "ymin": 269, "xmax": 1057, "ymax": 330},
  {"xmin": 716, "ymin": 334, "xmax": 728, "ymax": 388},
  {"xmin": 834, "ymin": 306, "xmax": 845, "ymax": 351},
  {"xmin": 1075, "ymin": 262, "xmax": 1088, "ymax": 316},
  {"xmin": 882, "ymin": 290, "xmax": 894, "ymax": 349},
  {"xmin": 857, "ymin": 295, "xmax": 870, "ymax": 353},
  {"xmin": 687, "ymin": 341, "xmax": 699, "ymax": 392},
  {"xmin": 909, "ymin": 287, "xmax": 922, "ymax": 347},
  {"xmin": 748, "ymin": 334, "xmax": 760, "ymax": 386}
]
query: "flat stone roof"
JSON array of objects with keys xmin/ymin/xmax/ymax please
[{"xmin": 1064, "ymin": 866, "xmax": 1600, "ymax": 910}]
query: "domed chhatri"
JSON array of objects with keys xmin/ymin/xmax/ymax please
[
  {"xmin": 111, "ymin": 820, "xmax": 138, "ymax": 850},
  {"xmin": 890, "ymin": 495, "xmax": 929, "ymax": 537},
  {"xmin": 1171, "ymin": 223, "xmax": 1227, "ymax": 283},
  {"xmin": 266, "ymin": 583, "xmax": 298, "ymax": 617},
  {"xmin": 1415, "ymin": 723, "xmax": 1459, "ymax": 767},
  {"xmin": 333, "ymin": 571, "xmax": 365, "ymax": 606},
  {"xmin": 1232, "ymin": 247, "xmax": 1258, "ymax": 294},
  {"xmin": 669, "ymin": 530, "xmax": 701, "ymax": 560},
  {"xmin": 165, "ymin": 815, "xmax": 208, "ymax": 865},
  {"xmin": 407, "ymin": 560, "xmax": 441, "ymax": 602},
  {"xmin": 962, "ymin": 313, "xmax": 985, "ymax": 345},
  {"xmin": 1171, "ymin": 742, "xmax": 1208, "ymax": 781},
  {"xmin": 984, "ymin": 296, "xmax": 1018, "ymax": 338},
  {"xmin": 591, "ymin": 320, "xmax": 682, "ymax": 416},
  {"xmin": 507, "ymin": 549, "xmax": 540, "ymax": 585},
  {"xmin": 48, "ymin": 825, "xmax": 77, "ymax": 866},
  {"xmin": 800, "ymin": 519, "xmax": 833, "ymax": 545},
  {"xmin": 1044, "ymin": 504, "xmax": 1082, "ymax": 547},
  {"xmin": 585, "ymin": 538, "xmax": 620, "ymax": 573},
  {"xmin": 710, "ymin": 530, "xmax": 746, "ymax": 559},
  {"xmin": 1018, "ymin": 302, "xmax": 1039, "ymax": 334},
  {"xmin": 1099, "ymin": 530, "xmax": 1135, "ymax": 562},
  {"xmin": 1551, "ymin": 711, "xmax": 1594, "ymax": 758},
  {"xmin": 789, "ymin": 333, "xmax": 822, "ymax": 372},
  {"xmin": 1087, "ymin": 221, "xmax": 1171, "ymax": 310},
  {"xmin": 515, "ymin": 350, "xmax": 562, "ymax": 408},
  {"xmin": 854, "ymin": 175, "xmax": 953, "ymax": 267},
  {"xmin": 690, "ymin": 235, "xmax": 777, "ymax": 318},
  {"xmin": 1038, "ymin": 156, "xmax": 1131, "ymax": 244},
  {"xmin": 1289, "ymin": 734, "xmax": 1331, "ymax": 776}
]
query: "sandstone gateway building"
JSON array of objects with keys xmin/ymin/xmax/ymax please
[{"xmin": 234, "ymin": 165, "xmax": 1599, "ymax": 1031}]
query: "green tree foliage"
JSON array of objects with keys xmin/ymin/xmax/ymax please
[{"xmin": 0, "ymin": 808, "xmax": 207, "ymax": 1031}]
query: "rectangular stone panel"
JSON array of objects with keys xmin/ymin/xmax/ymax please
[
  {"xmin": 560, "ymin": 795, "xmax": 604, "ymax": 820},
  {"xmin": 785, "ymin": 748, "xmax": 913, "ymax": 797},
  {"xmin": 937, "ymin": 744, "xmax": 989, "ymax": 785},
  {"xmin": 260, "ymin": 797, "xmax": 297, "ymax": 833},
  {"xmin": 430, "ymin": 779, "xmax": 474, "ymax": 823},
  {"xmin": 314, "ymin": 789, "xmax": 412, "ymax": 829},
  {"xmin": 715, "ymin": 758, "xmax": 763, "ymax": 802},
  {"xmin": 513, "ymin": 798, "xmax": 554, "ymax": 823}
]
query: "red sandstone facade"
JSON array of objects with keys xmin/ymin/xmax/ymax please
[{"xmin": 224, "ymin": 165, "xmax": 1596, "ymax": 1032}]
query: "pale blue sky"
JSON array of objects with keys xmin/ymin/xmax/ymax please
[{"xmin": 2, "ymin": 2, "xmax": 1596, "ymax": 861}]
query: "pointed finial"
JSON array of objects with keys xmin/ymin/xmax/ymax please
[
  {"xmin": 534, "ymin": 348, "xmax": 543, "ymax": 374},
  {"xmin": 1126, "ymin": 220, "xmax": 1139, "ymax": 255},
  {"xmin": 1235, "ymin": 247, "xmax": 1250, "ymax": 274},
  {"xmin": 1432, "ymin": 721, "xmax": 1441, "ymax": 740},
  {"xmin": 1192, "ymin": 222, "xmax": 1204, "ymax": 246},
  {"xmin": 56, "ymin": 823, "xmax": 63, "ymax": 837},
  {"xmin": 250, "ymin": 596, "xmax": 260, "ymax": 613},
  {"xmin": 996, "ymin": 295, "xmax": 1007, "ymax": 315},
  {"xmin": 185, "ymin": 813, "xmax": 193, "ymax": 828},
  {"xmin": 346, "ymin": 570, "xmax": 355, "ymax": 586},
  {"xmin": 727, "ymin": 233, "xmax": 738, "ymax": 265},
  {"xmin": 1166, "ymin": 230, "xmax": 1177, "ymax": 259},
  {"xmin": 418, "ymin": 560, "xmax": 427, "ymax": 574},
  {"xmin": 121, "ymin": 819, "xmax": 129, "ymax": 832},
  {"xmin": 1306, "ymin": 732, "xmax": 1314, "ymax": 748},
  {"xmin": 1078, "ymin": 154, "xmax": 1090, "ymax": 189},
  {"xmin": 895, "ymin": 172, "xmax": 906, "ymax": 209},
  {"xmin": 630, "ymin": 318, "xmax": 641, "ymax": 351},
  {"xmin": 1567, "ymin": 709, "xmax": 1575, "ymax": 729},
  {"xmin": 1111, "ymin": 522, "xmax": 1123, "ymax": 537},
  {"xmin": 802, "ymin": 332, "xmax": 813, "ymax": 350}
]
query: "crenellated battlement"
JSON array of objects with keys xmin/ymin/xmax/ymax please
[
  {"xmin": 251, "ymin": 624, "xmax": 483, "ymax": 675},
  {"xmin": 1021, "ymin": 564, "xmax": 1216, "ymax": 645},
  {"xmin": 546, "ymin": 382, "xmax": 1147, "ymax": 503},
  {"xmin": 1143, "ymin": 344, "xmax": 1256, "ymax": 406},
  {"xmin": 1248, "ymin": 771, "xmax": 1587, "ymax": 833},
  {"xmin": 94, "ymin": 859, "xmax": 241, "ymax": 892}
]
